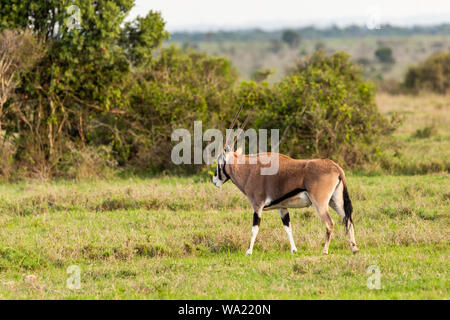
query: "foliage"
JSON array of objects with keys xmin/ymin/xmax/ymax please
[
  {"xmin": 238, "ymin": 51, "xmax": 397, "ymax": 166},
  {"xmin": 117, "ymin": 46, "xmax": 238, "ymax": 172},
  {"xmin": 0, "ymin": 29, "xmax": 43, "ymax": 131},
  {"xmin": 281, "ymin": 29, "xmax": 301, "ymax": 48},
  {"xmin": 404, "ymin": 51, "xmax": 450, "ymax": 94},
  {"xmin": 0, "ymin": 3, "xmax": 403, "ymax": 178},
  {"xmin": 0, "ymin": 0, "xmax": 167, "ymax": 178},
  {"xmin": 375, "ymin": 46, "xmax": 395, "ymax": 63},
  {"xmin": 250, "ymin": 68, "xmax": 274, "ymax": 82}
]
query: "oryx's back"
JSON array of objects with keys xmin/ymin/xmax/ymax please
[{"xmin": 235, "ymin": 153, "xmax": 345, "ymax": 202}]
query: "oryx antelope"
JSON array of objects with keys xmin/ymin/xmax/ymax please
[{"xmin": 212, "ymin": 108, "xmax": 359, "ymax": 256}]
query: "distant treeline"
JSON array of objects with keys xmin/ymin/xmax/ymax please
[{"xmin": 170, "ymin": 24, "xmax": 450, "ymax": 42}]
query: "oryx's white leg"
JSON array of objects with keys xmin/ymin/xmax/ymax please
[
  {"xmin": 330, "ymin": 183, "xmax": 359, "ymax": 254},
  {"xmin": 246, "ymin": 208, "xmax": 262, "ymax": 255},
  {"xmin": 279, "ymin": 208, "xmax": 297, "ymax": 253}
]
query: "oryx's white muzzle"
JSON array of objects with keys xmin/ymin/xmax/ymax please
[{"xmin": 212, "ymin": 175, "xmax": 223, "ymax": 188}]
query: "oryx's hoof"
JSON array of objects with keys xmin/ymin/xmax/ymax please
[
  {"xmin": 322, "ymin": 251, "xmax": 329, "ymax": 255},
  {"xmin": 245, "ymin": 249, "xmax": 253, "ymax": 256},
  {"xmin": 352, "ymin": 248, "xmax": 360, "ymax": 254},
  {"xmin": 291, "ymin": 248, "xmax": 298, "ymax": 254}
]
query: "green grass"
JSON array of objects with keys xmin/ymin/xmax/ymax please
[
  {"xmin": 365, "ymin": 93, "xmax": 450, "ymax": 174},
  {"xmin": 0, "ymin": 173, "xmax": 448, "ymax": 299},
  {"xmin": 0, "ymin": 92, "xmax": 448, "ymax": 299}
]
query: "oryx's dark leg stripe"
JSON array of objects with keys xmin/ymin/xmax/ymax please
[
  {"xmin": 253, "ymin": 212, "xmax": 261, "ymax": 226},
  {"xmin": 264, "ymin": 188, "xmax": 307, "ymax": 208},
  {"xmin": 281, "ymin": 212, "xmax": 290, "ymax": 226}
]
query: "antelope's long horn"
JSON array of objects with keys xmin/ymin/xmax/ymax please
[
  {"xmin": 224, "ymin": 104, "xmax": 244, "ymax": 150},
  {"xmin": 230, "ymin": 106, "xmax": 256, "ymax": 150}
]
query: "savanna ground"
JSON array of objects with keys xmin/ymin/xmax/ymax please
[{"xmin": 0, "ymin": 94, "xmax": 448, "ymax": 299}]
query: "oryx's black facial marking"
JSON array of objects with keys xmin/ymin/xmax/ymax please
[
  {"xmin": 253, "ymin": 212, "xmax": 261, "ymax": 226},
  {"xmin": 281, "ymin": 212, "xmax": 290, "ymax": 226},
  {"xmin": 216, "ymin": 161, "xmax": 223, "ymax": 180},
  {"xmin": 214, "ymin": 154, "xmax": 231, "ymax": 184},
  {"xmin": 264, "ymin": 188, "xmax": 307, "ymax": 208}
]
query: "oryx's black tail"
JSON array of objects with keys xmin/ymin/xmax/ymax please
[{"xmin": 342, "ymin": 181, "xmax": 353, "ymax": 229}]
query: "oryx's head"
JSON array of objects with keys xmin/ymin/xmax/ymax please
[
  {"xmin": 212, "ymin": 146, "xmax": 233, "ymax": 188},
  {"xmin": 212, "ymin": 104, "xmax": 253, "ymax": 188}
]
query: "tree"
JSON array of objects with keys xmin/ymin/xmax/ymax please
[
  {"xmin": 0, "ymin": 30, "xmax": 43, "ymax": 131},
  {"xmin": 0, "ymin": 0, "xmax": 167, "ymax": 177},
  {"xmin": 404, "ymin": 51, "xmax": 450, "ymax": 93},
  {"xmin": 251, "ymin": 68, "xmax": 274, "ymax": 83},
  {"xmin": 375, "ymin": 46, "xmax": 395, "ymax": 63},
  {"xmin": 123, "ymin": 47, "xmax": 238, "ymax": 171},
  {"xmin": 282, "ymin": 30, "xmax": 301, "ymax": 48}
]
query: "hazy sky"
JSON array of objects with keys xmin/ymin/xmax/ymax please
[{"xmin": 128, "ymin": 0, "xmax": 450, "ymax": 31}]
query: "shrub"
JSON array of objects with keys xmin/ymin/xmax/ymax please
[
  {"xmin": 282, "ymin": 30, "xmax": 301, "ymax": 48},
  {"xmin": 375, "ymin": 46, "xmax": 395, "ymax": 63},
  {"xmin": 412, "ymin": 125, "xmax": 437, "ymax": 139},
  {"xmin": 117, "ymin": 47, "xmax": 238, "ymax": 172},
  {"xmin": 0, "ymin": 1, "xmax": 167, "ymax": 179},
  {"xmin": 238, "ymin": 51, "xmax": 397, "ymax": 166},
  {"xmin": 251, "ymin": 68, "xmax": 274, "ymax": 83},
  {"xmin": 404, "ymin": 51, "xmax": 450, "ymax": 94},
  {"xmin": 55, "ymin": 144, "xmax": 118, "ymax": 180}
]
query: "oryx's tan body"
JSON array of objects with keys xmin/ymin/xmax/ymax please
[
  {"xmin": 214, "ymin": 151, "xmax": 359, "ymax": 255},
  {"xmin": 225, "ymin": 153, "xmax": 345, "ymax": 211}
]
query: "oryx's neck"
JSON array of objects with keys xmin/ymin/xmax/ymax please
[{"xmin": 225, "ymin": 157, "xmax": 248, "ymax": 196}]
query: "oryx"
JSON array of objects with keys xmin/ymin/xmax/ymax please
[{"xmin": 212, "ymin": 108, "xmax": 359, "ymax": 255}]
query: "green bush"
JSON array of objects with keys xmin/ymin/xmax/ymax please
[
  {"xmin": 281, "ymin": 30, "xmax": 301, "ymax": 48},
  {"xmin": 238, "ymin": 51, "xmax": 397, "ymax": 166},
  {"xmin": 404, "ymin": 51, "xmax": 450, "ymax": 94},
  {"xmin": 117, "ymin": 46, "xmax": 238, "ymax": 172},
  {"xmin": 375, "ymin": 46, "xmax": 395, "ymax": 63},
  {"xmin": 412, "ymin": 125, "xmax": 437, "ymax": 139},
  {"xmin": 0, "ymin": 1, "xmax": 167, "ymax": 179}
]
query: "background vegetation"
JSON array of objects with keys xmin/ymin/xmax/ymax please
[
  {"xmin": 1, "ymin": 1, "xmax": 448, "ymax": 179},
  {"xmin": 176, "ymin": 27, "xmax": 450, "ymax": 85}
]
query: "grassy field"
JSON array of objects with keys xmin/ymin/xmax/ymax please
[
  {"xmin": 0, "ymin": 94, "xmax": 448, "ymax": 299},
  {"xmin": 366, "ymin": 93, "xmax": 450, "ymax": 174}
]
